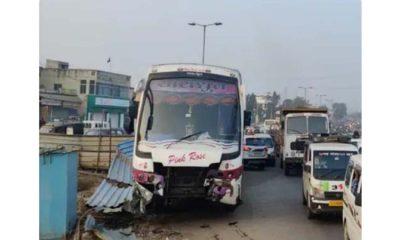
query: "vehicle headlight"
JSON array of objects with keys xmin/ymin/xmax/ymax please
[{"xmin": 312, "ymin": 187, "xmax": 325, "ymax": 199}]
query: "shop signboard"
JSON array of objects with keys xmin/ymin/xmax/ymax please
[{"xmin": 94, "ymin": 97, "xmax": 129, "ymax": 108}]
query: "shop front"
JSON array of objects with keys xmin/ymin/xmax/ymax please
[
  {"xmin": 40, "ymin": 90, "xmax": 82, "ymax": 123},
  {"xmin": 86, "ymin": 95, "xmax": 130, "ymax": 128}
]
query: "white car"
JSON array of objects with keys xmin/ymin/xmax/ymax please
[
  {"xmin": 243, "ymin": 133, "xmax": 276, "ymax": 169},
  {"xmin": 302, "ymin": 141, "xmax": 358, "ymax": 219},
  {"xmin": 343, "ymin": 155, "xmax": 362, "ymax": 240}
]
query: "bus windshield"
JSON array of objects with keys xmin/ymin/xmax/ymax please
[{"xmin": 138, "ymin": 78, "xmax": 240, "ymax": 144}]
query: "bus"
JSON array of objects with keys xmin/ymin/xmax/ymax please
[{"xmin": 131, "ymin": 63, "xmax": 250, "ymax": 209}]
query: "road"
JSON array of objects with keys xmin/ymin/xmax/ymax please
[{"xmin": 147, "ymin": 163, "xmax": 343, "ymax": 240}]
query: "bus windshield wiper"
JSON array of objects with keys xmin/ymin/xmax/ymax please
[{"xmin": 166, "ymin": 131, "xmax": 206, "ymax": 148}]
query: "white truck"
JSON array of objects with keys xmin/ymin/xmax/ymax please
[
  {"xmin": 279, "ymin": 108, "xmax": 330, "ymax": 176},
  {"xmin": 299, "ymin": 136, "xmax": 358, "ymax": 219},
  {"xmin": 343, "ymin": 154, "xmax": 362, "ymax": 240},
  {"xmin": 130, "ymin": 63, "xmax": 251, "ymax": 210}
]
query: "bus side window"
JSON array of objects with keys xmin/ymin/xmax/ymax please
[{"xmin": 345, "ymin": 163, "xmax": 353, "ymax": 187}]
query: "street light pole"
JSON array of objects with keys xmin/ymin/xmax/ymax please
[
  {"xmin": 298, "ymin": 86, "xmax": 313, "ymax": 104},
  {"xmin": 188, "ymin": 22, "xmax": 222, "ymax": 64},
  {"xmin": 202, "ymin": 25, "xmax": 206, "ymax": 64},
  {"xmin": 316, "ymin": 94, "xmax": 327, "ymax": 106}
]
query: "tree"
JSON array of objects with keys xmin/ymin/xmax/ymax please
[
  {"xmin": 281, "ymin": 99, "xmax": 294, "ymax": 108},
  {"xmin": 280, "ymin": 97, "xmax": 308, "ymax": 109},
  {"xmin": 332, "ymin": 103, "xmax": 347, "ymax": 119},
  {"xmin": 246, "ymin": 93, "xmax": 257, "ymax": 124},
  {"xmin": 292, "ymin": 97, "xmax": 308, "ymax": 108},
  {"xmin": 266, "ymin": 91, "xmax": 280, "ymax": 119},
  {"xmin": 246, "ymin": 93, "xmax": 257, "ymax": 112}
]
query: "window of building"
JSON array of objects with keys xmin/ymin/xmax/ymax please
[
  {"xmin": 91, "ymin": 71, "xmax": 95, "ymax": 76},
  {"xmin": 114, "ymin": 86, "xmax": 120, "ymax": 97},
  {"xmin": 89, "ymin": 80, "xmax": 96, "ymax": 94},
  {"xmin": 60, "ymin": 64, "xmax": 68, "ymax": 70},
  {"xmin": 80, "ymin": 80, "xmax": 87, "ymax": 94},
  {"xmin": 54, "ymin": 84, "xmax": 62, "ymax": 91}
]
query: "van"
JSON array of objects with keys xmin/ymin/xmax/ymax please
[
  {"xmin": 302, "ymin": 138, "xmax": 358, "ymax": 219},
  {"xmin": 343, "ymin": 154, "xmax": 362, "ymax": 240}
]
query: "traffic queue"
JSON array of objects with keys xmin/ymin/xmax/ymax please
[{"xmin": 245, "ymin": 115, "xmax": 362, "ymax": 240}]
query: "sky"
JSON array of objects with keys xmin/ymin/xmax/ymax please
[{"xmin": 40, "ymin": 0, "xmax": 361, "ymax": 112}]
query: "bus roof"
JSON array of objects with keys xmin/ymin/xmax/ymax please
[{"xmin": 149, "ymin": 63, "xmax": 241, "ymax": 81}]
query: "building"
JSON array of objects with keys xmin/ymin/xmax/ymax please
[
  {"xmin": 255, "ymin": 94, "xmax": 272, "ymax": 123},
  {"xmin": 40, "ymin": 59, "xmax": 132, "ymax": 128},
  {"xmin": 40, "ymin": 89, "xmax": 82, "ymax": 123}
]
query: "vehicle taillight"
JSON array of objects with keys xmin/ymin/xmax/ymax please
[{"xmin": 243, "ymin": 146, "xmax": 251, "ymax": 151}]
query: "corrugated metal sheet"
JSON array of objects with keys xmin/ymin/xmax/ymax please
[
  {"xmin": 86, "ymin": 180, "xmax": 134, "ymax": 208},
  {"xmin": 86, "ymin": 139, "xmax": 135, "ymax": 209},
  {"xmin": 107, "ymin": 155, "xmax": 133, "ymax": 184},
  {"xmin": 117, "ymin": 140, "xmax": 134, "ymax": 158}
]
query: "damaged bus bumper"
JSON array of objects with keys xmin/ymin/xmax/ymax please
[{"xmin": 132, "ymin": 165, "xmax": 243, "ymax": 206}]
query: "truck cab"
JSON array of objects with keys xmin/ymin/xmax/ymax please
[
  {"xmin": 343, "ymin": 154, "xmax": 362, "ymax": 240},
  {"xmin": 302, "ymin": 138, "xmax": 358, "ymax": 219},
  {"xmin": 281, "ymin": 108, "xmax": 329, "ymax": 175}
]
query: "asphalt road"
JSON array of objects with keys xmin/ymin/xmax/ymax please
[{"xmin": 149, "ymin": 163, "xmax": 344, "ymax": 240}]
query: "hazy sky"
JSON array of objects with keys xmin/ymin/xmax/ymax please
[{"xmin": 40, "ymin": 0, "xmax": 361, "ymax": 112}]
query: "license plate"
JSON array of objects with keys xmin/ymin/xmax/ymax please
[{"xmin": 328, "ymin": 200, "xmax": 343, "ymax": 207}]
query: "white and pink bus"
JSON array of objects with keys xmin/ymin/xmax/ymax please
[{"xmin": 131, "ymin": 63, "xmax": 250, "ymax": 210}]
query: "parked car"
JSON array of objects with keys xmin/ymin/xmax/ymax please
[
  {"xmin": 343, "ymin": 154, "xmax": 362, "ymax": 240},
  {"xmin": 84, "ymin": 128, "xmax": 127, "ymax": 136},
  {"xmin": 39, "ymin": 121, "xmax": 84, "ymax": 135},
  {"xmin": 243, "ymin": 133, "xmax": 276, "ymax": 169}
]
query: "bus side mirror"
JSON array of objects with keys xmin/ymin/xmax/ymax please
[
  {"xmin": 129, "ymin": 101, "xmax": 139, "ymax": 120},
  {"xmin": 244, "ymin": 111, "xmax": 251, "ymax": 127},
  {"xmin": 127, "ymin": 101, "xmax": 139, "ymax": 134},
  {"xmin": 355, "ymin": 192, "xmax": 362, "ymax": 207},
  {"xmin": 146, "ymin": 115, "xmax": 153, "ymax": 131}
]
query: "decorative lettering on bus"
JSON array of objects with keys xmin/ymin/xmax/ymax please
[{"xmin": 168, "ymin": 152, "xmax": 206, "ymax": 164}]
